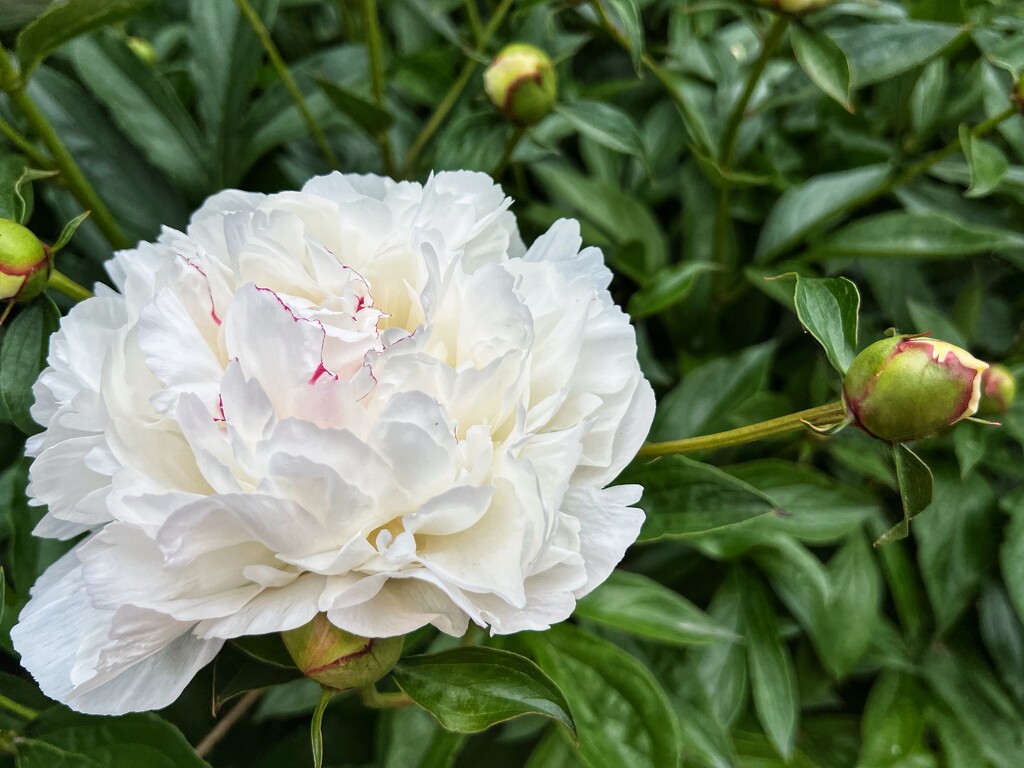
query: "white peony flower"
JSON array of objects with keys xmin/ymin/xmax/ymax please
[{"xmin": 12, "ymin": 171, "xmax": 654, "ymax": 715}]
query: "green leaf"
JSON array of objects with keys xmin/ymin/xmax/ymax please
[
  {"xmin": 691, "ymin": 576, "xmax": 748, "ymax": 728},
  {"xmin": 556, "ymin": 101, "xmax": 648, "ymax": 165},
  {"xmin": 790, "ymin": 26, "xmax": 853, "ymax": 112},
  {"xmin": 575, "ymin": 569, "xmax": 736, "ymax": 646},
  {"xmin": 378, "ymin": 706, "xmax": 466, "ymax": 768},
  {"xmin": 0, "ymin": 566, "xmax": 5, "ymax": 626},
  {"xmin": 755, "ymin": 164, "xmax": 893, "ymax": 262},
  {"xmin": 831, "ymin": 21, "xmax": 967, "ymax": 87},
  {"xmin": 15, "ymin": 0, "xmax": 152, "ymax": 80},
  {"xmin": 858, "ymin": 672, "xmax": 929, "ymax": 767},
  {"xmin": 17, "ymin": 707, "xmax": 210, "ymax": 768},
  {"xmin": 819, "ymin": 531, "xmax": 881, "ymax": 677},
  {"xmin": 978, "ymin": 582, "xmax": 1024, "ymax": 706},
  {"xmin": 14, "ymin": 167, "xmax": 58, "ymax": 226},
  {"xmin": 0, "ymin": 156, "xmax": 30, "ymax": 222},
  {"xmin": 212, "ymin": 642, "xmax": 303, "ymax": 714},
  {"xmin": 317, "ymin": 77, "xmax": 393, "ymax": 136},
  {"xmin": 1001, "ymin": 495, "xmax": 1024, "ymax": 625},
  {"xmin": 0, "ymin": 294, "xmax": 60, "ymax": 434},
  {"xmin": 791, "ymin": 275, "xmax": 860, "ymax": 374},
  {"xmin": 738, "ymin": 569, "xmax": 799, "ymax": 759},
  {"xmin": 68, "ymin": 33, "xmax": 207, "ymax": 195},
  {"xmin": 523, "ymin": 624, "xmax": 682, "ymax": 768},
  {"xmin": 392, "ymin": 647, "xmax": 575, "ymax": 735},
  {"xmin": 627, "ymin": 261, "xmax": 716, "ymax": 319},
  {"xmin": 629, "ymin": 456, "xmax": 781, "ymax": 542},
  {"xmin": 811, "ymin": 210, "xmax": 1024, "ymax": 260},
  {"xmin": 50, "ymin": 210, "xmax": 89, "ymax": 254},
  {"xmin": 603, "ymin": 0, "xmax": 644, "ymax": 74},
  {"xmin": 874, "ymin": 443, "xmax": 933, "ymax": 546},
  {"xmin": 959, "ymin": 124, "xmax": 1008, "ymax": 199}
]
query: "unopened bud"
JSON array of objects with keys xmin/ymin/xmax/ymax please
[
  {"xmin": 0, "ymin": 218, "xmax": 51, "ymax": 302},
  {"xmin": 978, "ymin": 363, "xmax": 1016, "ymax": 416},
  {"xmin": 484, "ymin": 43, "xmax": 557, "ymax": 126},
  {"xmin": 281, "ymin": 614, "xmax": 403, "ymax": 690},
  {"xmin": 842, "ymin": 335, "xmax": 988, "ymax": 442}
]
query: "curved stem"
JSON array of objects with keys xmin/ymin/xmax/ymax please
[
  {"xmin": 639, "ymin": 401, "xmax": 847, "ymax": 457},
  {"xmin": 48, "ymin": 269, "xmax": 92, "ymax": 302},
  {"xmin": 195, "ymin": 689, "xmax": 262, "ymax": 758},
  {"xmin": 402, "ymin": 0, "xmax": 514, "ymax": 176},
  {"xmin": 491, "ymin": 126, "xmax": 526, "ymax": 178},
  {"xmin": 234, "ymin": 0, "xmax": 338, "ymax": 169},
  {"xmin": 0, "ymin": 694, "xmax": 38, "ymax": 722},
  {"xmin": 0, "ymin": 45, "xmax": 129, "ymax": 250},
  {"xmin": 361, "ymin": 0, "xmax": 395, "ymax": 177},
  {"xmin": 358, "ymin": 685, "xmax": 413, "ymax": 709},
  {"xmin": 310, "ymin": 687, "xmax": 333, "ymax": 768},
  {"xmin": 0, "ymin": 115, "xmax": 50, "ymax": 169}
]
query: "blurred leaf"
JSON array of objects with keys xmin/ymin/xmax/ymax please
[
  {"xmin": 557, "ymin": 101, "xmax": 648, "ymax": 165},
  {"xmin": 628, "ymin": 261, "xmax": 716, "ymax": 319},
  {"xmin": 738, "ymin": 569, "xmax": 798, "ymax": 760},
  {"xmin": 978, "ymin": 581, "xmax": 1024, "ymax": 705},
  {"xmin": 959, "ymin": 124, "xmax": 1008, "ymax": 198},
  {"xmin": 17, "ymin": 707, "xmax": 210, "ymax": 768},
  {"xmin": 831, "ymin": 21, "xmax": 967, "ymax": 87},
  {"xmin": 603, "ymin": 0, "xmax": 644, "ymax": 74},
  {"xmin": 212, "ymin": 642, "xmax": 303, "ymax": 713},
  {"xmin": 790, "ymin": 26, "xmax": 853, "ymax": 112},
  {"xmin": 1000, "ymin": 494, "xmax": 1024, "ymax": 625},
  {"xmin": 524, "ymin": 624, "xmax": 682, "ymax": 768},
  {"xmin": 0, "ymin": 294, "xmax": 60, "ymax": 434},
  {"xmin": 378, "ymin": 706, "xmax": 466, "ymax": 768},
  {"xmin": 875, "ymin": 443, "xmax": 933, "ymax": 546},
  {"xmin": 791, "ymin": 275, "xmax": 860, "ymax": 374},
  {"xmin": 392, "ymin": 647, "xmax": 575, "ymax": 735},
  {"xmin": 317, "ymin": 77, "xmax": 393, "ymax": 136},
  {"xmin": 575, "ymin": 569, "xmax": 736, "ymax": 646},
  {"xmin": 630, "ymin": 456, "xmax": 781, "ymax": 542},
  {"xmin": 68, "ymin": 33, "xmax": 207, "ymax": 195},
  {"xmin": 858, "ymin": 672, "xmax": 929, "ymax": 767},
  {"xmin": 755, "ymin": 164, "xmax": 893, "ymax": 262},
  {"xmin": 15, "ymin": 0, "xmax": 152, "ymax": 80}
]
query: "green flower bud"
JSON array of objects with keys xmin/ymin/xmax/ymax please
[
  {"xmin": 0, "ymin": 218, "xmax": 51, "ymax": 303},
  {"xmin": 281, "ymin": 614, "xmax": 403, "ymax": 690},
  {"xmin": 842, "ymin": 335, "xmax": 988, "ymax": 442},
  {"xmin": 484, "ymin": 43, "xmax": 557, "ymax": 126},
  {"xmin": 978, "ymin": 363, "xmax": 1016, "ymax": 416}
]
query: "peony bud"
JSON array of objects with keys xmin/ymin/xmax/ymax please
[
  {"xmin": 978, "ymin": 363, "xmax": 1016, "ymax": 416},
  {"xmin": 842, "ymin": 335, "xmax": 988, "ymax": 442},
  {"xmin": 281, "ymin": 614, "xmax": 403, "ymax": 690},
  {"xmin": 0, "ymin": 218, "xmax": 51, "ymax": 303},
  {"xmin": 484, "ymin": 43, "xmax": 557, "ymax": 126},
  {"xmin": 760, "ymin": 0, "xmax": 836, "ymax": 14}
]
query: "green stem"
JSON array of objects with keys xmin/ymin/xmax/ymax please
[
  {"xmin": 0, "ymin": 694, "xmax": 38, "ymax": 722},
  {"xmin": 0, "ymin": 115, "xmax": 50, "ymax": 169},
  {"xmin": 358, "ymin": 685, "xmax": 414, "ymax": 709},
  {"xmin": 0, "ymin": 45, "xmax": 129, "ymax": 250},
  {"xmin": 360, "ymin": 0, "xmax": 395, "ymax": 177},
  {"xmin": 712, "ymin": 15, "xmax": 788, "ymax": 274},
  {"xmin": 48, "ymin": 269, "xmax": 92, "ymax": 302},
  {"xmin": 234, "ymin": 0, "xmax": 338, "ymax": 169},
  {"xmin": 491, "ymin": 126, "xmax": 526, "ymax": 178},
  {"xmin": 311, "ymin": 687, "xmax": 333, "ymax": 768},
  {"xmin": 465, "ymin": 0, "xmax": 484, "ymax": 46},
  {"xmin": 402, "ymin": 0, "xmax": 514, "ymax": 176},
  {"xmin": 639, "ymin": 401, "xmax": 847, "ymax": 457}
]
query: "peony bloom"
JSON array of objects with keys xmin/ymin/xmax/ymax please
[{"xmin": 12, "ymin": 172, "xmax": 654, "ymax": 714}]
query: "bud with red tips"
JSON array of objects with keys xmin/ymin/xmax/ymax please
[
  {"xmin": 978, "ymin": 363, "xmax": 1016, "ymax": 416},
  {"xmin": 0, "ymin": 218, "xmax": 51, "ymax": 303},
  {"xmin": 842, "ymin": 335, "xmax": 988, "ymax": 442},
  {"xmin": 281, "ymin": 614, "xmax": 403, "ymax": 690},
  {"xmin": 484, "ymin": 43, "xmax": 557, "ymax": 126}
]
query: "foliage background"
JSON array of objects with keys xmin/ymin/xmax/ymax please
[{"xmin": 2, "ymin": 0, "xmax": 1024, "ymax": 766}]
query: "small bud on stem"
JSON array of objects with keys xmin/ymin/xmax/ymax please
[
  {"xmin": 484, "ymin": 43, "xmax": 557, "ymax": 126},
  {"xmin": 0, "ymin": 218, "xmax": 51, "ymax": 303},
  {"xmin": 281, "ymin": 614, "xmax": 403, "ymax": 690}
]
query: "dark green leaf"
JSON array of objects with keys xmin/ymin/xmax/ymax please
[
  {"xmin": 1002, "ymin": 494, "xmax": 1024, "ymax": 625},
  {"xmin": 15, "ymin": 0, "xmax": 151, "ymax": 80},
  {"xmin": 691, "ymin": 575, "xmax": 748, "ymax": 728},
  {"xmin": 755, "ymin": 164, "xmax": 893, "ymax": 262},
  {"xmin": 392, "ymin": 647, "xmax": 574, "ymax": 735},
  {"xmin": 557, "ymin": 101, "xmax": 647, "ymax": 164},
  {"xmin": 959, "ymin": 124, "xmax": 1008, "ymax": 199},
  {"xmin": 627, "ymin": 261, "xmax": 715, "ymax": 319},
  {"xmin": 213, "ymin": 643, "xmax": 303, "ymax": 713},
  {"xmin": 978, "ymin": 582, "xmax": 1024, "ymax": 705},
  {"xmin": 378, "ymin": 705, "xmax": 466, "ymax": 768},
  {"xmin": 831, "ymin": 21, "xmax": 967, "ymax": 87},
  {"xmin": 317, "ymin": 77, "xmax": 393, "ymax": 136},
  {"xmin": 790, "ymin": 26, "xmax": 853, "ymax": 112},
  {"xmin": 819, "ymin": 531, "xmax": 881, "ymax": 676},
  {"xmin": 875, "ymin": 443, "xmax": 933, "ymax": 546},
  {"xmin": 0, "ymin": 294, "xmax": 60, "ymax": 434},
  {"xmin": 603, "ymin": 0, "xmax": 644, "ymax": 74},
  {"xmin": 858, "ymin": 672, "xmax": 929, "ymax": 767},
  {"xmin": 524, "ymin": 624, "xmax": 682, "ymax": 768},
  {"xmin": 575, "ymin": 569, "xmax": 736, "ymax": 646},
  {"xmin": 792, "ymin": 275, "xmax": 860, "ymax": 374}
]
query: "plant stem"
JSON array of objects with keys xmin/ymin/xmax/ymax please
[
  {"xmin": 0, "ymin": 45, "xmax": 129, "ymax": 250},
  {"xmin": 311, "ymin": 687, "xmax": 333, "ymax": 768},
  {"xmin": 361, "ymin": 0, "xmax": 395, "ymax": 177},
  {"xmin": 491, "ymin": 126, "xmax": 526, "ymax": 178},
  {"xmin": 358, "ymin": 685, "xmax": 414, "ymax": 709},
  {"xmin": 234, "ymin": 0, "xmax": 338, "ymax": 169},
  {"xmin": 464, "ymin": 0, "xmax": 484, "ymax": 46},
  {"xmin": 402, "ymin": 0, "xmax": 514, "ymax": 176},
  {"xmin": 48, "ymin": 269, "xmax": 92, "ymax": 301},
  {"xmin": 712, "ymin": 15, "xmax": 788, "ymax": 274},
  {"xmin": 0, "ymin": 115, "xmax": 50, "ymax": 169},
  {"xmin": 0, "ymin": 694, "xmax": 38, "ymax": 722},
  {"xmin": 639, "ymin": 401, "xmax": 847, "ymax": 457},
  {"xmin": 195, "ymin": 689, "xmax": 262, "ymax": 758}
]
